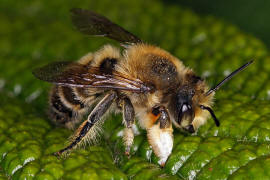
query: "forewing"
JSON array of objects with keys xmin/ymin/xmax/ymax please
[
  {"xmin": 33, "ymin": 62, "xmax": 89, "ymax": 86},
  {"xmin": 70, "ymin": 8, "xmax": 142, "ymax": 44},
  {"xmin": 33, "ymin": 62, "xmax": 153, "ymax": 93}
]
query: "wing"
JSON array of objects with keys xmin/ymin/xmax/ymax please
[
  {"xmin": 70, "ymin": 8, "xmax": 142, "ymax": 44},
  {"xmin": 33, "ymin": 62, "xmax": 153, "ymax": 93}
]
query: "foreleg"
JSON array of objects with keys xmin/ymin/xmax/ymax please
[{"xmin": 147, "ymin": 106, "xmax": 173, "ymax": 167}]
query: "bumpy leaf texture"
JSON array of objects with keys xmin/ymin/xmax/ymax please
[{"xmin": 1, "ymin": 0, "xmax": 270, "ymax": 179}]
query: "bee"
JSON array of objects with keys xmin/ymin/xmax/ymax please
[{"xmin": 33, "ymin": 8, "xmax": 253, "ymax": 166}]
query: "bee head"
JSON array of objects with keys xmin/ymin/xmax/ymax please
[
  {"xmin": 171, "ymin": 60, "xmax": 253, "ymax": 133},
  {"xmin": 175, "ymin": 87, "xmax": 196, "ymax": 133},
  {"xmin": 171, "ymin": 78, "xmax": 219, "ymax": 134}
]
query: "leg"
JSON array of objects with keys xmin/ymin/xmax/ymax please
[
  {"xmin": 147, "ymin": 106, "xmax": 173, "ymax": 167},
  {"xmin": 121, "ymin": 97, "xmax": 135, "ymax": 155},
  {"xmin": 55, "ymin": 92, "xmax": 117, "ymax": 155}
]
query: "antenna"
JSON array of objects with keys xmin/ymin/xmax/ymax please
[
  {"xmin": 206, "ymin": 60, "xmax": 253, "ymax": 96},
  {"xmin": 200, "ymin": 105, "xmax": 220, "ymax": 127}
]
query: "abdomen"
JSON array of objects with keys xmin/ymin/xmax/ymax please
[
  {"xmin": 48, "ymin": 45, "xmax": 120, "ymax": 129},
  {"xmin": 49, "ymin": 86, "xmax": 102, "ymax": 129}
]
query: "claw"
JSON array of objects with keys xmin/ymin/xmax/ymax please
[
  {"xmin": 160, "ymin": 162, "xmax": 165, "ymax": 168},
  {"xmin": 125, "ymin": 146, "xmax": 131, "ymax": 158},
  {"xmin": 53, "ymin": 151, "xmax": 62, "ymax": 159},
  {"xmin": 158, "ymin": 157, "xmax": 168, "ymax": 168}
]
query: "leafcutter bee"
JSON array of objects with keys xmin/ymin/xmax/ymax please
[{"xmin": 33, "ymin": 8, "xmax": 253, "ymax": 166}]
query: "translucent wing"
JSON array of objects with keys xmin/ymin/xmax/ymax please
[
  {"xmin": 70, "ymin": 8, "xmax": 142, "ymax": 44},
  {"xmin": 33, "ymin": 62, "xmax": 153, "ymax": 93}
]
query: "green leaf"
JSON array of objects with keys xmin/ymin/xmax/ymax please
[{"xmin": 1, "ymin": 0, "xmax": 270, "ymax": 179}]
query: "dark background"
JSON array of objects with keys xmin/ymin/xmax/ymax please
[{"xmin": 167, "ymin": 0, "xmax": 270, "ymax": 48}]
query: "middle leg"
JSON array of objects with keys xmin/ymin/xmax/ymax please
[{"xmin": 121, "ymin": 97, "xmax": 135, "ymax": 155}]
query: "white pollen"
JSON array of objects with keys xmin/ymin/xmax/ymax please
[{"xmin": 157, "ymin": 132, "xmax": 173, "ymax": 166}]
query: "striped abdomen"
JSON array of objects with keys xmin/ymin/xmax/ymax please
[
  {"xmin": 49, "ymin": 86, "xmax": 102, "ymax": 129},
  {"xmin": 49, "ymin": 45, "xmax": 120, "ymax": 129}
]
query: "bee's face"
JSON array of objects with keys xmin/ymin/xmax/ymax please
[
  {"xmin": 174, "ymin": 87, "xmax": 196, "ymax": 133},
  {"xmin": 168, "ymin": 74, "xmax": 211, "ymax": 133}
]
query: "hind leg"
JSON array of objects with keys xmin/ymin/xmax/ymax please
[{"xmin": 55, "ymin": 92, "xmax": 117, "ymax": 155}]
